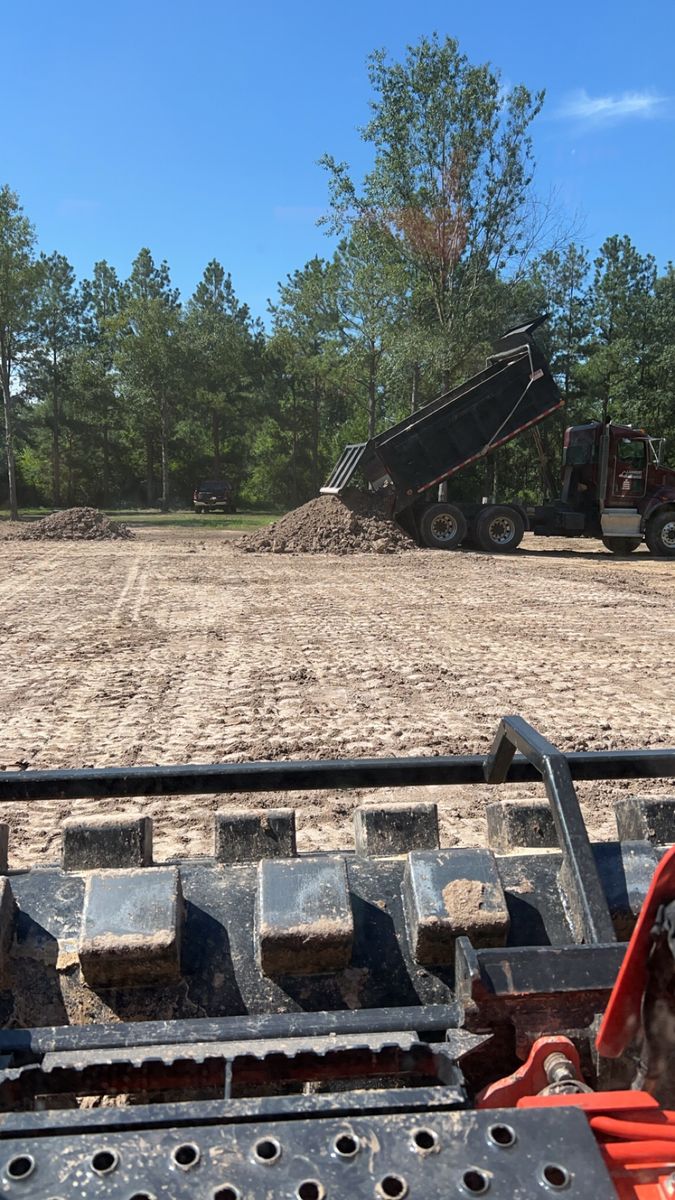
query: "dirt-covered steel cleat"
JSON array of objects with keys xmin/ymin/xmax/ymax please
[{"xmin": 0, "ymin": 716, "xmax": 673, "ymax": 1198}]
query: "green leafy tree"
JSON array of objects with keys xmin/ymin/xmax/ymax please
[
  {"xmin": 185, "ymin": 260, "xmax": 261, "ymax": 485},
  {"xmin": 581, "ymin": 235, "xmax": 657, "ymax": 423},
  {"xmin": 321, "ymin": 35, "xmax": 545, "ymax": 389},
  {"xmin": 531, "ymin": 244, "xmax": 592, "ymax": 410},
  {"xmin": 268, "ymin": 259, "xmax": 348, "ymax": 499},
  {"xmin": 650, "ymin": 265, "xmax": 675, "ymax": 451},
  {"xmin": 333, "ymin": 222, "xmax": 406, "ymax": 437},
  {"xmin": 0, "ymin": 186, "xmax": 40, "ymax": 517},
  {"xmin": 115, "ymin": 249, "xmax": 182, "ymax": 510},
  {"xmin": 27, "ymin": 251, "xmax": 81, "ymax": 504},
  {"xmin": 77, "ymin": 261, "xmax": 124, "ymax": 504}
]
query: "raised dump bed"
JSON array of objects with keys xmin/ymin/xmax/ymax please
[{"xmin": 323, "ymin": 317, "xmax": 562, "ymax": 550}]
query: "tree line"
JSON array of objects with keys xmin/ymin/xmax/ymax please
[{"xmin": 1, "ymin": 35, "xmax": 673, "ymax": 518}]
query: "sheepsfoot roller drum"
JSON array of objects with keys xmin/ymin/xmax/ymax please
[{"xmin": 2, "ymin": 718, "xmax": 675, "ymax": 1196}]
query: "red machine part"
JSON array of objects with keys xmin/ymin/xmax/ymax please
[
  {"xmin": 597, "ymin": 844, "xmax": 675, "ymax": 1059},
  {"xmin": 480, "ymin": 1038, "xmax": 675, "ymax": 1197},
  {"xmin": 521, "ymin": 1090, "xmax": 675, "ymax": 1200},
  {"xmin": 477, "ymin": 849, "xmax": 675, "ymax": 1196},
  {"xmin": 476, "ymin": 1037, "xmax": 585, "ymax": 1107}
]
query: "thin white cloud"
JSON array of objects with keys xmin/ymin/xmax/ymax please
[{"xmin": 556, "ymin": 88, "xmax": 669, "ymax": 124}]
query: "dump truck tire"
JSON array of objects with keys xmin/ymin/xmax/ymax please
[
  {"xmin": 419, "ymin": 503, "xmax": 467, "ymax": 550},
  {"xmin": 475, "ymin": 506, "xmax": 524, "ymax": 553},
  {"xmin": 646, "ymin": 509, "xmax": 675, "ymax": 557},
  {"xmin": 602, "ymin": 536, "xmax": 641, "ymax": 555}
]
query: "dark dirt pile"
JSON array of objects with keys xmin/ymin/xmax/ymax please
[
  {"xmin": 12, "ymin": 507, "xmax": 134, "ymax": 541},
  {"xmin": 239, "ymin": 489, "xmax": 414, "ymax": 554}
]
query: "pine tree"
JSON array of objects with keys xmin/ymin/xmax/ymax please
[{"xmin": 0, "ymin": 186, "xmax": 40, "ymax": 518}]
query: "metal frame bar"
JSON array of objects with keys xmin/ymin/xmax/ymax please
[
  {"xmin": 1, "ymin": 743, "xmax": 674, "ymax": 802},
  {"xmin": 485, "ymin": 716, "xmax": 616, "ymax": 944},
  {"xmin": 0, "ymin": 1005, "xmax": 461, "ymax": 1059},
  {"xmin": 0, "ymin": 1084, "xmax": 469, "ymax": 1138}
]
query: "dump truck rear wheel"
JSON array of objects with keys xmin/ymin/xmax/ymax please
[
  {"xmin": 646, "ymin": 510, "xmax": 675, "ymax": 556},
  {"xmin": 602, "ymin": 536, "xmax": 641, "ymax": 555},
  {"xmin": 475, "ymin": 506, "xmax": 524, "ymax": 553},
  {"xmin": 419, "ymin": 504, "xmax": 467, "ymax": 550}
]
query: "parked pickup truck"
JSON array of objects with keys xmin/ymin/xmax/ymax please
[{"xmin": 193, "ymin": 480, "xmax": 236, "ymax": 514}]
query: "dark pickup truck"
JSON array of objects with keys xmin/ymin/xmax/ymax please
[{"xmin": 193, "ymin": 480, "xmax": 236, "ymax": 514}]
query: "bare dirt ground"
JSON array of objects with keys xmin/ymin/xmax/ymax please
[{"xmin": 1, "ymin": 526, "xmax": 674, "ymax": 868}]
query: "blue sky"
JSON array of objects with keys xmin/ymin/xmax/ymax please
[{"xmin": 5, "ymin": 0, "xmax": 674, "ymax": 320}]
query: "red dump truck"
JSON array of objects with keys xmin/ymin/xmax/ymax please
[{"xmin": 322, "ymin": 316, "xmax": 675, "ymax": 555}]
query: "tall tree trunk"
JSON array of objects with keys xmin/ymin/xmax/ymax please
[
  {"xmin": 102, "ymin": 425, "xmax": 109, "ymax": 507},
  {"xmin": 601, "ymin": 382, "xmax": 610, "ymax": 425},
  {"xmin": 311, "ymin": 379, "xmax": 320, "ymax": 495},
  {"xmin": 367, "ymin": 350, "xmax": 377, "ymax": 440},
  {"xmin": 290, "ymin": 385, "xmax": 299, "ymax": 507},
  {"xmin": 145, "ymin": 434, "xmax": 155, "ymax": 507},
  {"xmin": 410, "ymin": 363, "xmax": 420, "ymax": 414},
  {"xmin": 531, "ymin": 427, "xmax": 555, "ymax": 499},
  {"xmin": 66, "ymin": 430, "xmax": 75, "ymax": 506},
  {"xmin": 212, "ymin": 411, "xmax": 222, "ymax": 476},
  {"xmin": 160, "ymin": 394, "xmax": 170, "ymax": 512},
  {"xmin": 1, "ymin": 365, "xmax": 19, "ymax": 520},
  {"xmin": 52, "ymin": 347, "xmax": 61, "ymax": 506}
]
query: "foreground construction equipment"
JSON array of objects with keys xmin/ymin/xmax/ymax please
[
  {"xmin": 1, "ymin": 717, "xmax": 675, "ymax": 1195},
  {"xmin": 323, "ymin": 316, "xmax": 675, "ymax": 554}
]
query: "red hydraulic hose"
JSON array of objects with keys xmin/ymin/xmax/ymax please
[
  {"xmin": 601, "ymin": 1140, "xmax": 675, "ymax": 1165},
  {"xmin": 591, "ymin": 1115, "xmax": 675, "ymax": 1142}
]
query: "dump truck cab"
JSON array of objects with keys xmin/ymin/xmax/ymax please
[{"xmin": 556, "ymin": 421, "xmax": 675, "ymax": 554}]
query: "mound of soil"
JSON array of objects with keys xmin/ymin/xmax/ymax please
[
  {"xmin": 239, "ymin": 489, "xmax": 414, "ymax": 554},
  {"xmin": 13, "ymin": 507, "xmax": 134, "ymax": 541}
]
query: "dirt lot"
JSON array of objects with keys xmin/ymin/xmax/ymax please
[{"xmin": 1, "ymin": 526, "xmax": 674, "ymax": 867}]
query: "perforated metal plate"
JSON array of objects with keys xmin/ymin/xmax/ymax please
[{"xmin": 0, "ymin": 1106, "xmax": 614, "ymax": 1198}]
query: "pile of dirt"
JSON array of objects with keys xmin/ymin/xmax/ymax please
[
  {"xmin": 239, "ymin": 489, "xmax": 414, "ymax": 554},
  {"xmin": 13, "ymin": 507, "xmax": 134, "ymax": 541}
]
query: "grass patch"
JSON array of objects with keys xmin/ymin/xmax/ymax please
[{"xmin": 0, "ymin": 508, "xmax": 281, "ymax": 531}]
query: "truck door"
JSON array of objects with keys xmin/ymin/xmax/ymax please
[{"xmin": 608, "ymin": 436, "xmax": 648, "ymax": 505}]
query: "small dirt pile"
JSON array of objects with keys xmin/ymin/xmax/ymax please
[
  {"xmin": 13, "ymin": 507, "xmax": 134, "ymax": 541},
  {"xmin": 239, "ymin": 489, "xmax": 414, "ymax": 554}
]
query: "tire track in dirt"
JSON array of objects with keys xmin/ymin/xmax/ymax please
[
  {"xmin": 110, "ymin": 557, "xmax": 143, "ymax": 623},
  {"xmin": 0, "ymin": 551, "xmax": 63, "ymax": 603}
]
